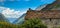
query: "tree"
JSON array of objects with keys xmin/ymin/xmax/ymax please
[{"xmin": 20, "ymin": 18, "xmax": 47, "ymax": 28}]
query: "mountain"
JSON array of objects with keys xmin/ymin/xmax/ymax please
[
  {"xmin": 41, "ymin": 0, "xmax": 60, "ymax": 10},
  {"xmin": 35, "ymin": 4, "xmax": 47, "ymax": 10},
  {"xmin": 13, "ymin": 13, "xmax": 26, "ymax": 24},
  {"xmin": 8, "ymin": 18, "xmax": 17, "ymax": 23},
  {"xmin": 0, "ymin": 13, "xmax": 9, "ymax": 22},
  {"xmin": 35, "ymin": 0, "xmax": 60, "ymax": 10}
]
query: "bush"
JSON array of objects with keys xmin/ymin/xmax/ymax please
[{"xmin": 20, "ymin": 18, "xmax": 47, "ymax": 28}]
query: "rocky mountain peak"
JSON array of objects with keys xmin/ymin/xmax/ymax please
[{"xmin": 36, "ymin": 0, "xmax": 60, "ymax": 10}]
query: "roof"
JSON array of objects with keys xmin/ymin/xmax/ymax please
[
  {"xmin": 25, "ymin": 10, "xmax": 60, "ymax": 19},
  {"xmin": 38, "ymin": 10, "xmax": 60, "ymax": 19}
]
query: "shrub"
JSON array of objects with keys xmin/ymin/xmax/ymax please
[{"xmin": 20, "ymin": 18, "xmax": 47, "ymax": 28}]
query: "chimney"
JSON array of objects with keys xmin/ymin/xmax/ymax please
[{"xmin": 29, "ymin": 8, "xmax": 32, "ymax": 10}]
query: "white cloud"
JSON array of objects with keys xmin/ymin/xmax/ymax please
[{"xmin": 0, "ymin": 7, "xmax": 26, "ymax": 18}]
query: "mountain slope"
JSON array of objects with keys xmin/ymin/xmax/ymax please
[
  {"xmin": 13, "ymin": 13, "xmax": 26, "ymax": 24},
  {"xmin": 35, "ymin": 4, "xmax": 47, "ymax": 10},
  {"xmin": 40, "ymin": 0, "xmax": 60, "ymax": 10},
  {"xmin": 0, "ymin": 13, "xmax": 9, "ymax": 22}
]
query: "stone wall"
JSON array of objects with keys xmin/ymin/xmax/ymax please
[
  {"xmin": 41, "ymin": 19, "xmax": 60, "ymax": 25},
  {"xmin": 41, "ymin": 19, "xmax": 60, "ymax": 28}
]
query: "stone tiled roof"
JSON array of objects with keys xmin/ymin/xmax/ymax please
[
  {"xmin": 38, "ymin": 10, "xmax": 60, "ymax": 19},
  {"xmin": 25, "ymin": 10, "xmax": 60, "ymax": 19}
]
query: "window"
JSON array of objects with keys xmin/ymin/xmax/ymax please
[{"xmin": 50, "ymin": 18, "xmax": 51, "ymax": 21}]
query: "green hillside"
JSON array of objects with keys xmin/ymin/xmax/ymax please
[{"xmin": 0, "ymin": 21, "xmax": 20, "ymax": 28}]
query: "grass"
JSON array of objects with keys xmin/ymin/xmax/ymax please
[{"xmin": 0, "ymin": 22, "xmax": 20, "ymax": 28}]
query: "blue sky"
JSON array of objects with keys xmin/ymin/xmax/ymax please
[
  {"xmin": 0, "ymin": 0, "xmax": 55, "ymax": 23},
  {"xmin": 0, "ymin": 0, "xmax": 55, "ymax": 10}
]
